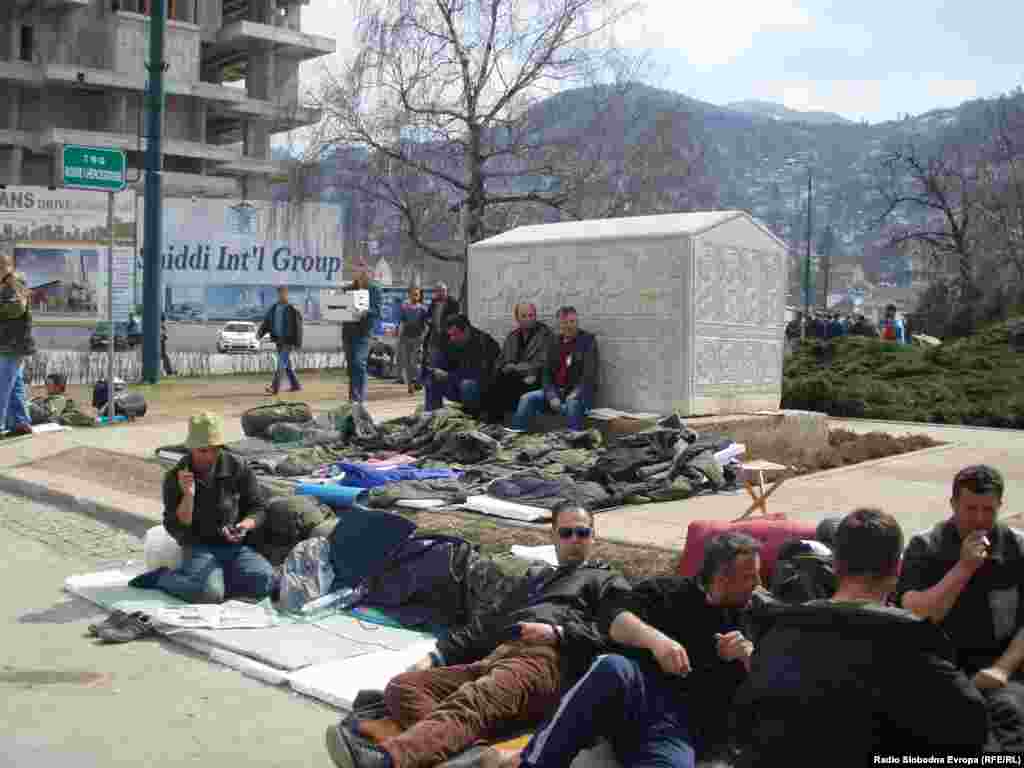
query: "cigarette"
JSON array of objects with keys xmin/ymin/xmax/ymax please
[{"xmin": 981, "ymin": 536, "xmax": 991, "ymax": 549}]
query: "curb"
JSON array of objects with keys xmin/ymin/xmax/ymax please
[{"xmin": 0, "ymin": 473, "xmax": 153, "ymax": 539}]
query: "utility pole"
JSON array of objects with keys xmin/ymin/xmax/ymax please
[
  {"xmin": 803, "ymin": 170, "xmax": 813, "ymax": 336},
  {"xmin": 141, "ymin": 0, "xmax": 166, "ymax": 383}
]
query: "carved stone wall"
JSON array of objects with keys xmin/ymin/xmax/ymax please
[
  {"xmin": 691, "ymin": 220, "xmax": 786, "ymax": 413},
  {"xmin": 470, "ymin": 214, "xmax": 787, "ymax": 415}
]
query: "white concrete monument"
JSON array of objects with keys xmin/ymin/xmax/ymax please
[{"xmin": 469, "ymin": 211, "xmax": 788, "ymax": 416}]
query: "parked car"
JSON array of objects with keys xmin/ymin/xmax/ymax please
[
  {"xmin": 216, "ymin": 321, "xmax": 261, "ymax": 353},
  {"xmin": 90, "ymin": 321, "xmax": 141, "ymax": 351}
]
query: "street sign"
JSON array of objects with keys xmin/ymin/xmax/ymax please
[{"xmin": 62, "ymin": 145, "xmax": 127, "ymax": 192}]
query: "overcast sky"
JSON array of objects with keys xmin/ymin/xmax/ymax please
[{"xmin": 298, "ymin": 0, "xmax": 1024, "ymax": 125}]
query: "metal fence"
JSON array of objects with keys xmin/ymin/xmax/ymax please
[{"xmin": 24, "ymin": 350, "xmax": 349, "ymax": 386}]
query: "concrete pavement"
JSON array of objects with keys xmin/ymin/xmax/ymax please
[{"xmin": 0, "ymin": 489, "xmax": 337, "ymax": 768}]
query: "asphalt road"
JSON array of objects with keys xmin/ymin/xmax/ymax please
[{"xmin": 33, "ymin": 321, "xmax": 346, "ymax": 354}]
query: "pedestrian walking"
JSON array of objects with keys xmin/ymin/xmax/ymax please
[
  {"xmin": 257, "ymin": 285, "xmax": 304, "ymax": 395},
  {"xmin": 160, "ymin": 313, "xmax": 176, "ymax": 376},
  {"xmin": 397, "ymin": 286, "xmax": 428, "ymax": 395}
]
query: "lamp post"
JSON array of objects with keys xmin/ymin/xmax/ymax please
[
  {"xmin": 141, "ymin": 0, "xmax": 166, "ymax": 383},
  {"xmin": 803, "ymin": 169, "xmax": 813, "ymax": 339}
]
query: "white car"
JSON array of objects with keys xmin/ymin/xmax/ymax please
[{"xmin": 216, "ymin": 321, "xmax": 261, "ymax": 353}]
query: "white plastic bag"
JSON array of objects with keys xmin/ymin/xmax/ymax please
[{"xmin": 143, "ymin": 525, "xmax": 183, "ymax": 570}]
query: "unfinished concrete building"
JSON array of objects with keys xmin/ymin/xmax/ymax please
[{"xmin": 0, "ymin": 0, "xmax": 334, "ymax": 199}]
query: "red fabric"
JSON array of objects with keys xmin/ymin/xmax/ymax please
[
  {"xmin": 555, "ymin": 338, "xmax": 575, "ymax": 388},
  {"xmin": 677, "ymin": 518, "xmax": 818, "ymax": 583}
]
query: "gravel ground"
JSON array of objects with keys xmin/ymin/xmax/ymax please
[{"xmin": 0, "ymin": 490, "xmax": 143, "ymax": 565}]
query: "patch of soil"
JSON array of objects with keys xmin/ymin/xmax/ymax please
[
  {"xmin": 791, "ymin": 429, "xmax": 943, "ymax": 474},
  {"xmin": 38, "ymin": 371, "xmax": 417, "ymax": 425},
  {"xmin": 25, "ymin": 447, "xmax": 165, "ymax": 498},
  {"xmin": 392, "ymin": 509, "xmax": 680, "ymax": 582}
]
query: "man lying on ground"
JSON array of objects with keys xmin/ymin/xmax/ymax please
[
  {"xmin": 511, "ymin": 306, "xmax": 598, "ymax": 433},
  {"xmin": 734, "ymin": 508, "xmax": 988, "ymax": 767},
  {"xmin": 506, "ymin": 532, "xmax": 761, "ymax": 768},
  {"xmin": 483, "ymin": 303, "xmax": 554, "ymax": 424},
  {"xmin": 324, "ymin": 501, "xmax": 630, "ymax": 768},
  {"xmin": 130, "ymin": 411, "xmax": 274, "ymax": 604},
  {"xmin": 897, "ymin": 464, "xmax": 1024, "ymax": 750},
  {"xmin": 423, "ymin": 314, "xmax": 501, "ymax": 417}
]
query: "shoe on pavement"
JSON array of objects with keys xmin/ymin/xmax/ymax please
[
  {"xmin": 97, "ymin": 612, "xmax": 157, "ymax": 644},
  {"xmin": 87, "ymin": 609, "xmax": 131, "ymax": 637},
  {"xmin": 325, "ymin": 723, "xmax": 393, "ymax": 768},
  {"xmin": 12, "ymin": 423, "xmax": 32, "ymax": 436},
  {"xmin": 290, "ymin": 385, "xmax": 303, "ymax": 392}
]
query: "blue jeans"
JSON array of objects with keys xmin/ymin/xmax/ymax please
[
  {"xmin": 156, "ymin": 543, "xmax": 274, "ymax": 604},
  {"xmin": 512, "ymin": 389, "xmax": 590, "ymax": 431},
  {"xmin": 520, "ymin": 655, "xmax": 698, "ymax": 768},
  {"xmin": 344, "ymin": 335, "xmax": 370, "ymax": 402},
  {"xmin": 271, "ymin": 346, "xmax": 300, "ymax": 392},
  {"xmin": 424, "ymin": 368, "xmax": 481, "ymax": 412},
  {"xmin": 5, "ymin": 363, "xmax": 29, "ymax": 431},
  {"xmin": 0, "ymin": 355, "xmax": 23, "ymax": 432}
]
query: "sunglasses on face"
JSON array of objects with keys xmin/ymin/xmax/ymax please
[{"xmin": 557, "ymin": 526, "xmax": 593, "ymax": 540}]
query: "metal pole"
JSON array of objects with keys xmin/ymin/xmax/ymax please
[
  {"xmin": 141, "ymin": 0, "xmax": 166, "ymax": 383},
  {"xmin": 107, "ymin": 191, "xmax": 115, "ymax": 418},
  {"xmin": 803, "ymin": 170, "xmax": 812, "ymax": 332}
]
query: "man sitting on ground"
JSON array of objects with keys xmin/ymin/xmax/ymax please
[
  {"xmin": 484, "ymin": 303, "xmax": 554, "ymax": 423},
  {"xmin": 130, "ymin": 411, "xmax": 274, "ymax": 604},
  {"xmin": 423, "ymin": 314, "xmax": 501, "ymax": 416},
  {"xmin": 324, "ymin": 501, "xmax": 630, "ymax": 768},
  {"xmin": 511, "ymin": 306, "xmax": 598, "ymax": 433},
  {"xmin": 897, "ymin": 464, "xmax": 1024, "ymax": 750},
  {"xmin": 510, "ymin": 532, "xmax": 761, "ymax": 768},
  {"xmin": 734, "ymin": 508, "xmax": 987, "ymax": 766}
]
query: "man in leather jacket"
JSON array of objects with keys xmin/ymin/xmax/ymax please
[{"xmin": 325, "ymin": 501, "xmax": 630, "ymax": 768}]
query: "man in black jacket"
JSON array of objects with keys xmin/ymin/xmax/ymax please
[
  {"xmin": 325, "ymin": 501, "xmax": 630, "ymax": 768},
  {"xmin": 896, "ymin": 465, "xmax": 1024, "ymax": 750},
  {"xmin": 422, "ymin": 282, "xmax": 460, "ymax": 372},
  {"xmin": 130, "ymin": 412, "xmax": 274, "ymax": 604},
  {"xmin": 734, "ymin": 508, "xmax": 987, "ymax": 767},
  {"xmin": 257, "ymin": 285, "xmax": 303, "ymax": 395},
  {"xmin": 511, "ymin": 306, "xmax": 598, "ymax": 432},
  {"xmin": 515, "ymin": 532, "xmax": 761, "ymax": 768},
  {"xmin": 483, "ymin": 303, "xmax": 554, "ymax": 423},
  {"xmin": 423, "ymin": 314, "xmax": 500, "ymax": 415}
]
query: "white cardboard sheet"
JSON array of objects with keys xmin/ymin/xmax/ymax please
[{"xmin": 288, "ymin": 639, "xmax": 438, "ymax": 710}]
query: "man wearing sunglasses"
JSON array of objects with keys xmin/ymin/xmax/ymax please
[
  {"xmin": 512, "ymin": 532, "xmax": 762, "ymax": 768},
  {"xmin": 326, "ymin": 501, "xmax": 630, "ymax": 768},
  {"xmin": 897, "ymin": 465, "xmax": 1024, "ymax": 750}
]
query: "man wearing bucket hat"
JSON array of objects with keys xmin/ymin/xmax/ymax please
[{"xmin": 130, "ymin": 412, "xmax": 273, "ymax": 604}]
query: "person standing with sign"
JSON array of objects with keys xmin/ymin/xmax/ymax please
[{"xmin": 341, "ymin": 262, "xmax": 382, "ymax": 403}]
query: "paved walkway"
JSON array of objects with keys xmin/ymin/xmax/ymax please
[{"xmin": 1, "ymin": 398, "xmax": 1021, "ymax": 553}]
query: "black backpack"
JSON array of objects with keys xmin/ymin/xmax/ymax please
[{"xmin": 770, "ymin": 538, "xmax": 837, "ymax": 604}]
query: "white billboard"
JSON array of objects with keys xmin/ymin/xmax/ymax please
[
  {"xmin": 137, "ymin": 198, "xmax": 344, "ymax": 287},
  {"xmin": 135, "ymin": 198, "xmax": 345, "ymax": 321}
]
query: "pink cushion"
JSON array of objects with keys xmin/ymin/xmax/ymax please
[{"xmin": 678, "ymin": 517, "xmax": 818, "ymax": 583}]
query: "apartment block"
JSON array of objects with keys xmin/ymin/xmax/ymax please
[{"xmin": 0, "ymin": 0, "xmax": 334, "ymax": 199}]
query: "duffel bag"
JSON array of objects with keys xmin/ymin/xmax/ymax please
[
  {"xmin": 241, "ymin": 402, "xmax": 313, "ymax": 437},
  {"xmin": 114, "ymin": 391, "xmax": 148, "ymax": 418}
]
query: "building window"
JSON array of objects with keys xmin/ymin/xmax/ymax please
[{"xmin": 19, "ymin": 26, "xmax": 34, "ymax": 63}]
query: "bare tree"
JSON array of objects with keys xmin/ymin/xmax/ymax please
[
  {"xmin": 307, "ymin": 0, "xmax": 657, "ymax": 299},
  {"xmin": 877, "ymin": 142, "xmax": 980, "ymax": 293}
]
